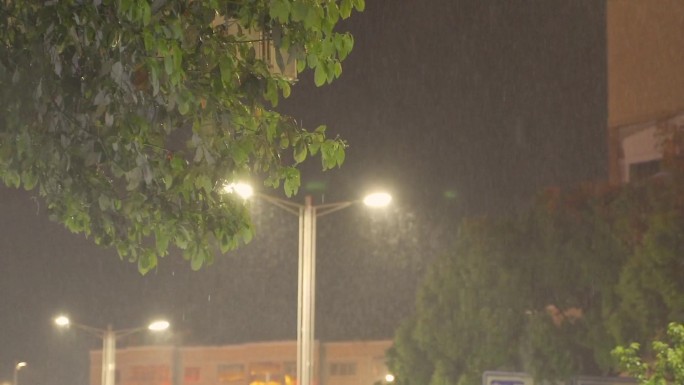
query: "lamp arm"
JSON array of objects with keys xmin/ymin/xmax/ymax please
[
  {"xmin": 314, "ymin": 201, "xmax": 355, "ymax": 217},
  {"xmin": 67, "ymin": 322, "xmax": 107, "ymax": 338},
  {"xmin": 257, "ymin": 193, "xmax": 303, "ymax": 216},
  {"xmin": 112, "ymin": 326, "xmax": 148, "ymax": 339},
  {"xmin": 257, "ymin": 193, "xmax": 357, "ymax": 218}
]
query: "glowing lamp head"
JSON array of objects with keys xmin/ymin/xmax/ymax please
[
  {"xmin": 362, "ymin": 192, "xmax": 392, "ymax": 207},
  {"xmin": 385, "ymin": 374, "xmax": 395, "ymax": 383},
  {"xmin": 148, "ymin": 320, "xmax": 170, "ymax": 331},
  {"xmin": 54, "ymin": 315, "xmax": 70, "ymax": 327},
  {"xmin": 224, "ymin": 182, "xmax": 254, "ymax": 199},
  {"xmin": 16, "ymin": 362, "xmax": 27, "ymax": 369}
]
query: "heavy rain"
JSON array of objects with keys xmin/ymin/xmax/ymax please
[{"xmin": 1, "ymin": 1, "xmax": 682, "ymax": 385}]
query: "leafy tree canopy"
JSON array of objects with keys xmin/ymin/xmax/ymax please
[
  {"xmin": 612, "ymin": 322, "xmax": 684, "ymax": 385},
  {"xmin": 0, "ymin": 0, "xmax": 364, "ymax": 272},
  {"xmin": 388, "ymin": 171, "xmax": 684, "ymax": 384}
]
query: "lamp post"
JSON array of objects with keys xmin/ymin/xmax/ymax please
[
  {"xmin": 13, "ymin": 362, "xmax": 26, "ymax": 385},
  {"xmin": 226, "ymin": 183, "xmax": 392, "ymax": 385},
  {"xmin": 54, "ymin": 316, "xmax": 170, "ymax": 385}
]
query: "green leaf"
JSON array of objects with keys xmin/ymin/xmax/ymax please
[
  {"xmin": 194, "ymin": 174, "xmax": 213, "ymax": 194},
  {"xmin": 333, "ymin": 61, "xmax": 342, "ymax": 78},
  {"xmin": 327, "ymin": 3, "xmax": 340, "ymax": 25},
  {"xmin": 319, "ymin": 38, "xmax": 332, "ymax": 58},
  {"xmin": 308, "ymin": 141, "xmax": 321, "ymax": 155},
  {"xmin": 163, "ymin": 170, "xmax": 174, "ymax": 190},
  {"xmin": 190, "ymin": 253, "xmax": 204, "ymax": 270},
  {"xmin": 304, "ymin": 6, "xmax": 322, "ymax": 30},
  {"xmin": 314, "ymin": 64, "xmax": 327, "ymax": 86},
  {"xmin": 337, "ymin": 33, "xmax": 354, "ymax": 60},
  {"xmin": 297, "ymin": 59, "xmax": 306, "ymax": 73},
  {"xmin": 291, "ymin": 2, "xmax": 309, "ymax": 22},
  {"xmin": 164, "ymin": 54, "xmax": 174, "ymax": 75},
  {"xmin": 320, "ymin": 140, "xmax": 338, "ymax": 169},
  {"xmin": 280, "ymin": 134, "xmax": 290, "ymax": 149},
  {"xmin": 178, "ymin": 99, "xmax": 190, "ymax": 115},
  {"xmin": 294, "ymin": 142, "xmax": 307, "ymax": 163},
  {"xmin": 283, "ymin": 167, "xmax": 300, "ymax": 197},
  {"xmin": 175, "ymin": 226, "xmax": 190, "ymax": 250},
  {"xmin": 149, "ymin": 61, "xmax": 160, "ymax": 96},
  {"xmin": 192, "ymin": 246, "xmax": 211, "ymax": 270},
  {"xmin": 307, "ymin": 52, "xmax": 319, "ymax": 68},
  {"xmin": 155, "ymin": 230, "xmax": 171, "ymax": 256},
  {"xmin": 340, "ymin": 0, "xmax": 353, "ymax": 18},
  {"xmin": 137, "ymin": 252, "xmax": 157, "ymax": 274},
  {"xmin": 326, "ymin": 61, "xmax": 336, "ymax": 82},
  {"xmin": 265, "ymin": 79, "xmax": 278, "ymax": 106},
  {"xmin": 172, "ymin": 44, "xmax": 182, "ymax": 73},
  {"xmin": 219, "ymin": 58, "xmax": 233, "ymax": 87},
  {"xmin": 21, "ymin": 170, "xmax": 38, "ymax": 190},
  {"xmin": 270, "ymin": 0, "xmax": 291, "ymax": 23},
  {"xmin": 143, "ymin": 31, "xmax": 155, "ymax": 51},
  {"xmin": 170, "ymin": 156, "xmax": 185, "ymax": 171},
  {"xmin": 241, "ymin": 226, "xmax": 254, "ymax": 244},
  {"xmin": 140, "ymin": 1, "xmax": 151, "ymax": 25},
  {"xmin": 280, "ymin": 80, "xmax": 291, "ymax": 98},
  {"xmin": 335, "ymin": 144, "xmax": 345, "ymax": 166}
]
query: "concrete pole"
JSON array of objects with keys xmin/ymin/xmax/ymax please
[
  {"xmin": 297, "ymin": 196, "xmax": 316, "ymax": 385},
  {"xmin": 102, "ymin": 326, "xmax": 116, "ymax": 385}
]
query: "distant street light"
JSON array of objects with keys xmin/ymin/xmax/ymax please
[
  {"xmin": 54, "ymin": 316, "xmax": 170, "ymax": 385},
  {"xmin": 226, "ymin": 182, "xmax": 392, "ymax": 385},
  {"xmin": 13, "ymin": 362, "xmax": 26, "ymax": 385},
  {"xmin": 385, "ymin": 373, "xmax": 395, "ymax": 383}
]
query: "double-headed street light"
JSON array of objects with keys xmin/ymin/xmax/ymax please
[
  {"xmin": 226, "ymin": 182, "xmax": 392, "ymax": 385},
  {"xmin": 13, "ymin": 362, "xmax": 26, "ymax": 385},
  {"xmin": 54, "ymin": 315, "xmax": 169, "ymax": 385}
]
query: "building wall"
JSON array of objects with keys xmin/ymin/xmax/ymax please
[
  {"xmin": 606, "ymin": 0, "xmax": 684, "ymax": 183},
  {"xmin": 607, "ymin": 112, "xmax": 684, "ymax": 184},
  {"xmin": 321, "ymin": 341, "xmax": 390, "ymax": 385},
  {"xmin": 90, "ymin": 340, "xmax": 392, "ymax": 385},
  {"xmin": 607, "ymin": 0, "xmax": 684, "ymax": 128},
  {"xmin": 90, "ymin": 346, "xmax": 176, "ymax": 385}
]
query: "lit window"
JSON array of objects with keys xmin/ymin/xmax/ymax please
[
  {"xmin": 217, "ymin": 364, "xmax": 245, "ymax": 384},
  {"xmin": 249, "ymin": 362, "xmax": 283, "ymax": 383}
]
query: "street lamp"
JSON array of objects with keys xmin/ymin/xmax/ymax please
[
  {"xmin": 54, "ymin": 316, "xmax": 170, "ymax": 385},
  {"xmin": 226, "ymin": 182, "xmax": 392, "ymax": 385},
  {"xmin": 13, "ymin": 362, "xmax": 26, "ymax": 385}
]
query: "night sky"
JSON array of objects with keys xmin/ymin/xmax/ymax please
[{"xmin": 0, "ymin": 2, "xmax": 607, "ymax": 385}]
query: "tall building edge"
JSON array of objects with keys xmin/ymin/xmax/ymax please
[{"xmin": 606, "ymin": 0, "xmax": 684, "ymax": 184}]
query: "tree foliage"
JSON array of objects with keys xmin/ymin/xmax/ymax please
[
  {"xmin": 612, "ymin": 322, "xmax": 684, "ymax": 385},
  {"xmin": 0, "ymin": 0, "xmax": 364, "ymax": 272},
  {"xmin": 388, "ymin": 172, "xmax": 684, "ymax": 384}
]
